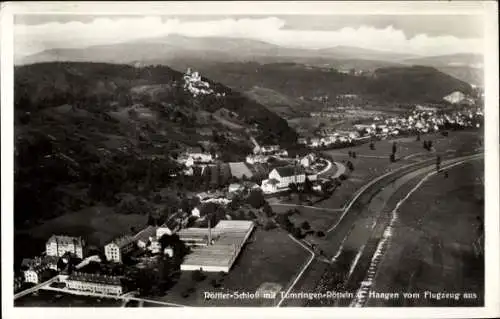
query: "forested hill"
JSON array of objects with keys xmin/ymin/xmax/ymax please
[
  {"xmin": 182, "ymin": 62, "xmax": 474, "ymax": 105},
  {"xmin": 15, "ymin": 62, "xmax": 296, "ymax": 145},
  {"xmin": 14, "ymin": 62, "xmax": 296, "ymax": 228},
  {"xmin": 370, "ymin": 66, "xmax": 474, "ymax": 103}
]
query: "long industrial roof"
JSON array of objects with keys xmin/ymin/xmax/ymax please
[{"xmin": 181, "ymin": 220, "xmax": 254, "ymax": 269}]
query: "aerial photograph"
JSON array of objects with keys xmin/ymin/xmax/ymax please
[{"xmin": 9, "ymin": 4, "xmax": 489, "ymax": 310}]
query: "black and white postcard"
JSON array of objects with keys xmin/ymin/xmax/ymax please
[{"xmin": 1, "ymin": 1, "xmax": 499, "ymax": 319}]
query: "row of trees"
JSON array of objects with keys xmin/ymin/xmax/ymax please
[{"xmin": 275, "ymin": 209, "xmax": 324, "ymax": 239}]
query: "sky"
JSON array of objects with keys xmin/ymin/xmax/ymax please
[{"xmin": 14, "ymin": 14, "xmax": 485, "ymax": 57}]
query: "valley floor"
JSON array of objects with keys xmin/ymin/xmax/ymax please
[{"xmin": 365, "ymin": 160, "xmax": 484, "ymax": 307}]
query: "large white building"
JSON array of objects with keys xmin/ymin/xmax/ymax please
[
  {"xmin": 180, "ymin": 220, "xmax": 255, "ymax": 273},
  {"xmin": 267, "ymin": 165, "xmax": 306, "ymax": 189},
  {"xmin": 46, "ymin": 235, "xmax": 85, "ymax": 259},
  {"xmin": 65, "ymin": 272, "xmax": 124, "ymax": 296},
  {"xmin": 24, "ymin": 264, "xmax": 49, "ymax": 284},
  {"xmin": 104, "ymin": 236, "xmax": 135, "ymax": 263}
]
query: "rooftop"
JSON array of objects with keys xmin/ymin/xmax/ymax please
[
  {"xmin": 43, "ymin": 255, "xmax": 60, "ymax": 265},
  {"xmin": 67, "ymin": 272, "xmax": 122, "ymax": 286},
  {"xmin": 181, "ymin": 221, "xmax": 254, "ymax": 270},
  {"xmin": 273, "ymin": 165, "xmax": 305, "ymax": 178},
  {"xmin": 26, "ymin": 264, "xmax": 49, "ymax": 273},
  {"xmin": 133, "ymin": 226, "xmax": 157, "ymax": 243},
  {"xmin": 162, "ymin": 217, "xmax": 181, "ymax": 231},
  {"xmin": 107, "ymin": 235, "xmax": 135, "ymax": 248},
  {"xmin": 47, "ymin": 235, "xmax": 84, "ymax": 246}
]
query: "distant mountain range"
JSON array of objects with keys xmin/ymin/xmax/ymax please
[
  {"xmin": 16, "ymin": 35, "xmax": 483, "ymax": 86},
  {"xmin": 403, "ymin": 53, "xmax": 484, "ymax": 68},
  {"xmin": 17, "ymin": 34, "xmax": 416, "ymax": 65},
  {"xmin": 15, "ymin": 34, "xmax": 479, "ymax": 123}
]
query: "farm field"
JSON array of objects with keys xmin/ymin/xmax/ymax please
[
  {"xmin": 315, "ymin": 130, "xmax": 483, "ymax": 210},
  {"xmin": 228, "ymin": 162, "xmax": 253, "ymax": 179},
  {"xmin": 323, "ymin": 130, "xmax": 481, "ymax": 160},
  {"xmin": 366, "ymin": 159, "xmax": 484, "ymax": 307},
  {"xmin": 271, "ymin": 205, "xmax": 342, "ymax": 234},
  {"xmin": 152, "ymin": 228, "xmax": 309, "ymax": 307}
]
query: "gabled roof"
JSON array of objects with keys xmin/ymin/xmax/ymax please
[
  {"xmin": 26, "ymin": 263, "xmax": 49, "ymax": 273},
  {"xmin": 107, "ymin": 235, "xmax": 134, "ymax": 248},
  {"xmin": 133, "ymin": 226, "xmax": 157, "ymax": 243},
  {"xmin": 47, "ymin": 235, "xmax": 84, "ymax": 246},
  {"xmin": 43, "ymin": 255, "xmax": 60, "ymax": 265},
  {"xmin": 163, "ymin": 218, "xmax": 180, "ymax": 231},
  {"xmin": 273, "ymin": 165, "xmax": 305, "ymax": 178}
]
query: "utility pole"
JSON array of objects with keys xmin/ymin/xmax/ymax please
[{"xmin": 207, "ymin": 215, "xmax": 212, "ymax": 246}]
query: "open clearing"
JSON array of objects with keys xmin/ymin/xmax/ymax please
[
  {"xmin": 366, "ymin": 160, "xmax": 484, "ymax": 306},
  {"xmin": 271, "ymin": 205, "xmax": 343, "ymax": 234}
]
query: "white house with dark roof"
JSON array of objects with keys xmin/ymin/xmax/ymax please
[
  {"xmin": 267, "ymin": 165, "xmax": 306, "ymax": 189},
  {"xmin": 46, "ymin": 235, "xmax": 86, "ymax": 259},
  {"xmin": 24, "ymin": 264, "xmax": 50, "ymax": 284},
  {"xmin": 104, "ymin": 236, "xmax": 135, "ymax": 263}
]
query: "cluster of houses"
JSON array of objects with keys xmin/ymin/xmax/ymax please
[
  {"xmin": 252, "ymin": 144, "xmax": 288, "ymax": 157},
  {"xmin": 16, "ymin": 134, "xmax": 339, "ymax": 296},
  {"xmin": 298, "ymin": 103, "xmax": 484, "ymax": 149},
  {"xmin": 20, "ymin": 236, "xmax": 87, "ymax": 287},
  {"xmin": 176, "ymin": 150, "xmax": 215, "ymax": 176},
  {"xmin": 18, "ymin": 206, "xmax": 259, "ymax": 295},
  {"xmin": 17, "ymin": 222, "xmax": 175, "ymax": 293},
  {"xmin": 356, "ymin": 107, "xmax": 484, "ymax": 137},
  {"xmin": 298, "ymin": 132, "xmax": 358, "ymax": 148},
  {"xmin": 310, "ymin": 112, "xmax": 342, "ymax": 119}
]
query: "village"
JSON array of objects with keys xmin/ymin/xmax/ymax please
[
  {"xmin": 13, "ymin": 66, "xmax": 485, "ymax": 307},
  {"xmin": 299, "ymin": 100, "xmax": 483, "ymax": 149},
  {"xmin": 14, "ymin": 88, "xmax": 484, "ymax": 304}
]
